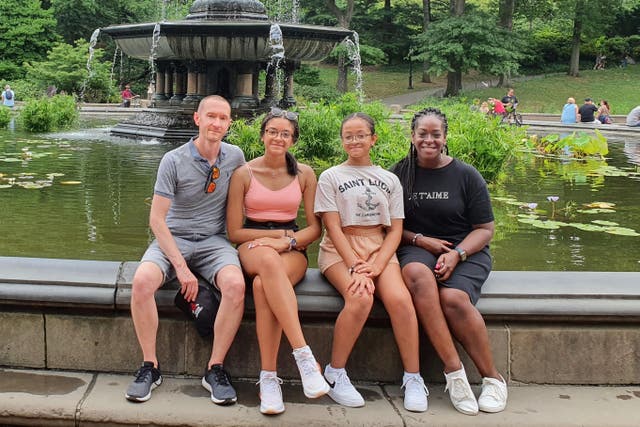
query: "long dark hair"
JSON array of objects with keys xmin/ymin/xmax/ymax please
[
  {"xmin": 340, "ymin": 112, "xmax": 376, "ymax": 135},
  {"xmin": 260, "ymin": 110, "xmax": 300, "ymax": 176},
  {"xmin": 392, "ymin": 107, "xmax": 448, "ymax": 212}
]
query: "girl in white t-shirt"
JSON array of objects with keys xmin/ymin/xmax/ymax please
[{"xmin": 314, "ymin": 112, "xmax": 428, "ymax": 412}]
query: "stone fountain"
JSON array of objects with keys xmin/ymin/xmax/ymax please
[{"xmin": 101, "ymin": 0, "xmax": 352, "ymax": 140}]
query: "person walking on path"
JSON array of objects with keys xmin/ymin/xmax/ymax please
[
  {"xmin": 391, "ymin": 107, "xmax": 508, "ymax": 416},
  {"xmin": 315, "ymin": 112, "xmax": 429, "ymax": 413},
  {"xmin": 125, "ymin": 95, "xmax": 246, "ymax": 406},
  {"xmin": 1, "ymin": 85, "xmax": 15, "ymax": 108},
  {"xmin": 226, "ymin": 108, "xmax": 328, "ymax": 415}
]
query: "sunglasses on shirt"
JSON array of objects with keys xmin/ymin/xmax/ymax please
[
  {"xmin": 270, "ymin": 107, "xmax": 298, "ymax": 121},
  {"xmin": 204, "ymin": 166, "xmax": 220, "ymax": 194}
]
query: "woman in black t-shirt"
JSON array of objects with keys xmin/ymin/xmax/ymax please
[{"xmin": 391, "ymin": 107, "xmax": 507, "ymax": 416}]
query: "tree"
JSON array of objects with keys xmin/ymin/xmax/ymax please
[
  {"xmin": 413, "ymin": 12, "xmax": 521, "ymax": 96},
  {"xmin": 497, "ymin": 0, "xmax": 515, "ymax": 86},
  {"xmin": 24, "ymin": 39, "xmax": 114, "ymax": 102},
  {"xmin": 324, "ymin": 0, "xmax": 356, "ymax": 93},
  {"xmin": 446, "ymin": 0, "xmax": 465, "ymax": 96},
  {"xmin": 421, "ymin": 0, "xmax": 431, "ymax": 83},
  {"xmin": 0, "ymin": 0, "xmax": 59, "ymax": 79}
]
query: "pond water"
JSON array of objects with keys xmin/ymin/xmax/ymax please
[{"xmin": 1, "ymin": 120, "xmax": 639, "ymax": 271}]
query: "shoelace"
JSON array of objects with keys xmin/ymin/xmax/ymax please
[
  {"xmin": 482, "ymin": 379, "xmax": 506, "ymax": 401},
  {"xmin": 445, "ymin": 376, "xmax": 474, "ymax": 401},
  {"xmin": 212, "ymin": 367, "xmax": 231, "ymax": 386},
  {"xmin": 402, "ymin": 376, "xmax": 429, "ymax": 396},
  {"xmin": 330, "ymin": 370, "xmax": 352, "ymax": 387},
  {"xmin": 257, "ymin": 375, "xmax": 283, "ymax": 401},
  {"xmin": 133, "ymin": 366, "xmax": 154, "ymax": 383},
  {"xmin": 297, "ymin": 354, "xmax": 319, "ymax": 376}
]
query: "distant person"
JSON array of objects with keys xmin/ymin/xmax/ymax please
[
  {"xmin": 147, "ymin": 83, "xmax": 154, "ymax": 101},
  {"xmin": 594, "ymin": 54, "xmax": 606, "ymax": 70},
  {"xmin": 46, "ymin": 85, "xmax": 57, "ymax": 97},
  {"xmin": 597, "ymin": 100, "xmax": 612, "ymax": 124},
  {"xmin": 626, "ymin": 106, "xmax": 640, "ymax": 127},
  {"xmin": 560, "ymin": 97, "xmax": 580, "ymax": 124},
  {"xmin": 500, "ymin": 88, "xmax": 518, "ymax": 111},
  {"xmin": 479, "ymin": 101, "xmax": 490, "ymax": 115},
  {"xmin": 121, "ymin": 84, "xmax": 136, "ymax": 108},
  {"xmin": 1, "ymin": 85, "xmax": 15, "ymax": 108},
  {"xmin": 578, "ymin": 98, "xmax": 600, "ymax": 124},
  {"xmin": 125, "ymin": 96, "xmax": 246, "ymax": 406},
  {"xmin": 489, "ymin": 98, "xmax": 506, "ymax": 116}
]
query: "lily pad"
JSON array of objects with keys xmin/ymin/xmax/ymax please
[
  {"xmin": 604, "ymin": 227, "xmax": 640, "ymax": 237},
  {"xmin": 59, "ymin": 181, "xmax": 82, "ymax": 185},
  {"xmin": 517, "ymin": 218, "xmax": 566, "ymax": 229},
  {"xmin": 1, "ymin": 158, "xmax": 22, "ymax": 162},
  {"xmin": 577, "ymin": 208, "xmax": 617, "ymax": 214},
  {"xmin": 592, "ymin": 220, "xmax": 619, "ymax": 226},
  {"xmin": 584, "ymin": 202, "xmax": 616, "ymax": 209},
  {"xmin": 569, "ymin": 223, "xmax": 605, "ymax": 231},
  {"xmin": 0, "ymin": 184, "xmax": 13, "ymax": 189}
]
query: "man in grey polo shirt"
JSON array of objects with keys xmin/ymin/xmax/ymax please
[{"xmin": 125, "ymin": 95, "xmax": 246, "ymax": 406}]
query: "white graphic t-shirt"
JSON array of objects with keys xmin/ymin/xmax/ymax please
[{"xmin": 314, "ymin": 164, "xmax": 404, "ymax": 227}]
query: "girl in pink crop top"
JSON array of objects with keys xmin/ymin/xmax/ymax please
[
  {"xmin": 226, "ymin": 108, "xmax": 326, "ymax": 413},
  {"xmin": 244, "ymin": 167, "xmax": 302, "ymax": 222}
]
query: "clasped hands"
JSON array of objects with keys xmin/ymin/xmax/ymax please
[
  {"xmin": 415, "ymin": 235, "xmax": 459, "ymax": 281},
  {"xmin": 347, "ymin": 259, "xmax": 381, "ymax": 296}
]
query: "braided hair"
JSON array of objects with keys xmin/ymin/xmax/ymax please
[{"xmin": 392, "ymin": 107, "xmax": 448, "ymax": 213}]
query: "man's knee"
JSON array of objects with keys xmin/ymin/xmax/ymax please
[
  {"xmin": 217, "ymin": 266, "xmax": 245, "ymax": 305},
  {"xmin": 131, "ymin": 262, "xmax": 163, "ymax": 302}
]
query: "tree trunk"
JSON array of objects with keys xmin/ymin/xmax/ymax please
[
  {"xmin": 421, "ymin": 0, "xmax": 431, "ymax": 83},
  {"xmin": 337, "ymin": 52, "xmax": 348, "ymax": 93},
  {"xmin": 445, "ymin": 0, "xmax": 464, "ymax": 96},
  {"xmin": 497, "ymin": 0, "xmax": 515, "ymax": 87},
  {"xmin": 568, "ymin": 1, "xmax": 583, "ymax": 77}
]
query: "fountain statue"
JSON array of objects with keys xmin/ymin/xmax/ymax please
[{"xmin": 101, "ymin": 0, "xmax": 352, "ymax": 140}]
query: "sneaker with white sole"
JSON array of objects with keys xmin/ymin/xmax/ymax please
[
  {"xmin": 125, "ymin": 361, "xmax": 162, "ymax": 402},
  {"xmin": 444, "ymin": 365, "xmax": 478, "ymax": 415},
  {"xmin": 478, "ymin": 374, "xmax": 508, "ymax": 413},
  {"xmin": 257, "ymin": 371, "xmax": 285, "ymax": 415},
  {"xmin": 202, "ymin": 364, "xmax": 237, "ymax": 405},
  {"xmin": 324, "ymin": 365, "xmax": 365, "ymax": 408},
  {"xmin": 292, "ymin": 346, "xmax": 330, "ymax": 399},
  {"xmin": 402, "ymin": 373, "xmax": 429, "ymax": 412}
]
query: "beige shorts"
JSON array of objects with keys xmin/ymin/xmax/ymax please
[{"xmin": 318, "ymin": 226, "xmax": 399, "ymax": 273}]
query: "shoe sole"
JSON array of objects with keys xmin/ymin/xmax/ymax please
[
  {"xmin": 201, "ymin": 377, "xmax": 237, "ymax": 405},
  {"xmin": 124, "ymin": 377, "xmax": 163, "ymax": 402},
  {"xmin": 260, "ymin": 403, "xmax": 285, "ymax": 415},
  {"xmin": 303, "ymin": 381, "xmax": 330, "ymax": 399},
  {"xmin": 327, "ymin": 390, "xmax": 365, "ymax": 408},
  {"xmin": 479, "ymin": 404, "xmax": 506, "ymax": 413}
]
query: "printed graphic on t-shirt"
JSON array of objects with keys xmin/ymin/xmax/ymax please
[
  {"xmin": 411, "ymin": 191, "xmax": 449, "ymax": 201},
  {"xmin": 338, "ymin": 177, "xmax": 393, "ymax": 219}
]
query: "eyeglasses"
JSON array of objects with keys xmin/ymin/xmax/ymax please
[
  {"xmin": 265, "ymin": 128, "xmax": 292, "ymax": 139},
  {"xmin": 270, "ymin": 107, "xmax": 299, "ymax": 121},
  {"xmin": 342, "ymin": 134, "xmax": 372, "ymax": 143},
  {"xmin": 204, "ymin": 166, "xmax": 220, "ymax": 194}
]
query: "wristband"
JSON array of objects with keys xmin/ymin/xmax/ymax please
[
  {"xmin": 411, "ymin": 233, "xmax": 423, "ymax": 246},
  {"xmin": 288, "ymin": 236, "xmax": 297, "ymax": 251}
]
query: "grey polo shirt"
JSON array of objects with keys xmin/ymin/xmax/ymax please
[{"xmin": 154, "ymin": 137, "xmax": 245, "ymax": 238}]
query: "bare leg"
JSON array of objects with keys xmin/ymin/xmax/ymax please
[
  {"xmin": 402, "ymin": 262, "xmax": 462, "ymax": 373},
  {"xmin": 440, "ymin": 287, "xmax": 500, "ymax": 379},
  {"xmin": 208, "ymin": 265, "xmax": 245, "ymax": 368},
  {"xmin": 130, "ymin": 262, "xmax": 164, "ymax": 367},
  {"xmin": 375, "ymin": 263, "xmax": 420, "ymax": 373},
  {"xmin": 323, "ymin": 262, "xmax": 374, "ymax": 368},
  {"xmin": 252, "ymin": 275, "xmax": 282, "ymax": 371}
]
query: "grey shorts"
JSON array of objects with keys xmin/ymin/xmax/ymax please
[{"xmin": 141, "ymin": 233, "xmax": 240, "ymax": 289}]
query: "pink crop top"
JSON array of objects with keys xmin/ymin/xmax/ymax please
[{"xmin": 244, "ymin": 168, "xmax": 302, "ymax": 222}]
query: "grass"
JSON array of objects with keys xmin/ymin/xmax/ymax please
[{"xmin": 313, "ymin": 63, "xmax": 640, "ymax": 115}]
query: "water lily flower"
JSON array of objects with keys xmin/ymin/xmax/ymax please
[
  {"xmin": 527, "ymin": 203, "xmax": 538, "ymax": 209},
  {"xmin": 547, "ymin": 196, "xmax": 559, "ymax": 202}
]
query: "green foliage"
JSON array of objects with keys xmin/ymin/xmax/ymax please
[
  {"xmin": 0, "ymin": 0, "xmax": 59, "ymax": 79},
  {"xmin": 227, "ymin": 119, "xmax": 262, "ymax": 161},
  {"xmin": 24, "ymin": 40, "xmax": 115, "ymax": 102},
  {"xmin": 412, "ymin": 12, "xmax": 522, "ymax": 79},
  {"xmin": 20, "ymin": 95, "xmax": 79, "ymax": 133},
  {"xmin": 0, "ymin": 107, "xmax": 11, "ymax": 129},
  {"xmin": 519, "ymin": 25, "xmax": 572, "ymax": 73},
  {"xmin": 409, "ymin": 98, "xmax": 525, "ymax": 183},
  {"xmin": 328, "ymin": 44, "xmax": 388, "ymax": 66},
  {"xmin": 295, "ymin": 84, "xmax": 341, "ymax": 103},
  {"xmin": 294, "ymin": 65, "xmax": 322, "ymax": 86},
  {"xmin": 533, "ymin": 130, "xmax": 609, "ymax": 158}
]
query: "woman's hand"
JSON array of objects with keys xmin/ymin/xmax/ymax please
[
  {"xmin": 417, "ymin": 236, "xmax": 453, "ymax": 255},
  {"xmin": 352, "ymin": 260, "xmax": 383, "ymax": 279},
  {"xmin": 433, "ymin": 249, "xmax": 460, "ymax": 281},
  {"xmin": 347, "ymin": 272, "xmax": 375, "ymax": 296},
  {"xmin": 247, "ymin": 236, "xmax": 290, "ymax": 253}
]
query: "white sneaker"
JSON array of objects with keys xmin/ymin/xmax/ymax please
[
  {"xmin": 324, "ymin": 365, "xmax": 365, "ymax": 407},
  {"xmin": 478, "ymin": 374, "xmax": 508, "ymax": 413},
  {"xmin": 401, "ymin": 373, "xmax": 429, "ymax": 412},
  {"xmin": 257, "ymin": 371, "xmax": 285, "ymax": 415},
  {"xmin": 293, "ymin": 346, "xmax": 330, "ymax": 399},
  {"xmin": 444, "ymin": 365, "xmax": 478, "ymax": 415}
]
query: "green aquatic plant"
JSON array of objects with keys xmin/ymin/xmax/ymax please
[{"xmin": 533, "ymin": 130, "xmax": 608, "ymax": 158}]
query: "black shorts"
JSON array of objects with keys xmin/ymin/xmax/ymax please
[
  {"xmin": 397, "ymin": 244, "xmax": 492, "ymax": 305},
  {"xmin": 242, "ymin": 219, "xmax": 307, "ymax": 260}
]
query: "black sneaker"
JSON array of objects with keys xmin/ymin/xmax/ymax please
[
  {"xmin": 201, "ymin": 364, "xmax": 237, "ymax": 405},
  {"xmin": 125, "ymin": 361, "xmax": 162, "ymax": 402}
]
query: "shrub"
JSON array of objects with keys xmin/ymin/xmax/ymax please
[
  {"xmin": 0, "ymin": 106, "xmax": 11, "ymax": 129},
  {"xmin": 20, "ymin": 95, "xmax": 78, "ymax": 132}
]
